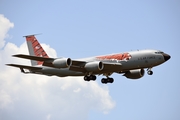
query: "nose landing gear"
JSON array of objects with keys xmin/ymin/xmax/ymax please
[{"xmin": 147, "ymin": 68, "xmax": 153, "ymax": 75}]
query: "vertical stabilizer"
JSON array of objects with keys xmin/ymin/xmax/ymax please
[{"xmin": 24, "ymin": 35, "xmax": 49, "ymax": 66}]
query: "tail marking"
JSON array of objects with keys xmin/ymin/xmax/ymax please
[{"xmin": 25, "ymin": 35, "xmax": 49, "ymax": 65}]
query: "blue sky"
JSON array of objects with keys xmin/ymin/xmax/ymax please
[{"xmin": 0, "ymin": 0, "xmax": 179, "ymax": 120}]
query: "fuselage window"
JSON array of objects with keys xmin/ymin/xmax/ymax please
[{"xmin": 155, "ymin": 52, "xmax": 164, "ymax": 54}]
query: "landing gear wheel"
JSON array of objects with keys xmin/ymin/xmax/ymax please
[
  {"xmin": 101, "ymin": 77, "xmax": 114, "ymax": 84},
  {"xmin": 101, "ymin": 78, "xmax": 107, "ymax": 84},
  {"xmin": 108, "ymin": 78, "xmax": 114, "ymax": 83},
  {"xmin": 84, "ymin": 76, "xmax": 90, "ymax": 81},
  {"xmin": 147, "ymin": 70, "xmax": 153, "ymax": 75},
  {"xmin": 90, "ymin": 75, "xmax": 96, "ymax": 81},
  {"xmin": 84, "ymin": 75, "xmax": 96, "ymax": 81}
]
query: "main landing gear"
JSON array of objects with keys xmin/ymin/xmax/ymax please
[
  {"xmin": 101, "ymin": 77, "xmax": 114, "ymax": 84},
  {"xmin": 147, "ymin": 68, "xmax": 153, "ymax": 75},
  {"xmin": 84, "ymin": 75, "xmax": 114, "ymax": 84},
  {"xmin": 84, "ymin": 75, "xmax": 96, "ymax": 81}
]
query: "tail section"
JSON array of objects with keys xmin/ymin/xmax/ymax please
[{"xmin": 24, "ymin": 35, "xmax": 49, "ymax": 65}]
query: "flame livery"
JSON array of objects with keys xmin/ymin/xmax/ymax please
[
  {"xmin": 6, "ymin": 35, "xmax": 171, "ymax": 84},
  {"xmin": 26, "ymin": 36, "xmax": 49, "ymax": 65},
  {"xmin": 97, "ymin": 53, "xmax": 132, "ymax": 61}
]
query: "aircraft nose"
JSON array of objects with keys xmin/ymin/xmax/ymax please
[{"xmin": 162, "ymin": 53, "xmax": 171, "ymax": 61}]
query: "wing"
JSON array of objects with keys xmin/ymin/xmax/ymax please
[
  {"xmin": 13, "ymin": 54, "xmax": 86, "ymax": 68},
  {"xmin": 13, "ymin": 54, "xmax": 86, "ymax": 64},
  {"xmin": 12, "ymin": 54, "xmax": 122, "ymax": 73},
  {"xmin": 13, "ymin": 54, "xmax": 59, "ymax": 68},
  {"xmin": 13, "ymin": 54, "xmax": 54, "ymax": 62},
  {"xmin": 69, "ymin": 61, "xmax": 122, "ymax": 73}
]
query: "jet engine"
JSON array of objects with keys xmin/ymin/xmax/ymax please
[
  {"xmin": 123, "ymin": 69, "xmax": 145, "ymax": 79},
  {"xmin": 52, "ymin": 58, "xmax": 72, "ymax": 68},
  {"xmin": 84, "ymin": 61, "xmax": 104, "ymax": 72}
]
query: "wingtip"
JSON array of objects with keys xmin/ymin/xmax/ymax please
[
  {"xmin": 12, "ymin": 54, "xmax": 19, "ymax": 57},
  {"xmin": 5, "ymin": 64, "xmax": 12, "ymax": 66},
  {"xmin": 12, "ymin": 54, "xmax": 23, "ymax": 57}
]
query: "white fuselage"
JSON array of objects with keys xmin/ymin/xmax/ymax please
[
  {"xmin": 7, "ymin": 34, "xmax": 171, "ymax": 83},
  {"xmin": 36, "ymin": 49, "xmax": 166, "ymax": 77}
]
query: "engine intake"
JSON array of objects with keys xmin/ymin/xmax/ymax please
[
  {"xmin": 84, "ymin": 61, "xmax": 104, "ymax": 72},
  {"xmin": 123, "ymin": 69, "xmax": 145, "ymax": 79},
  {"xmin": 52, "ymin": 58, "xmax": 72, "ymax": 68}
]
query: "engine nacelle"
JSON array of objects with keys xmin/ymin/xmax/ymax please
[
  {"xmin": 123, "ymin": 69, "xmax": 145, "ymax": 79},
  {"xmin": 52, "ymin": 58, "xmax": 72, "ymax": 68},
  {"xmin": 84, "ymin": 61, "xmax": 104, "ymax": 72}
]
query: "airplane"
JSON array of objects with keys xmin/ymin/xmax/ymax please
[{"xmin": 6, "ymin": 35, "xmax": 171, "ymax": 84}]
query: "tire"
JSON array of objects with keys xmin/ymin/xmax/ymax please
[
  {"xmin": 84, "ymin": 76, "xmax": 90, "ymax": 81},
  {"xmin": 109, "ymin": 78, "xmax": 114, "ymax": 83},
  {"xmin": 148, "ymin": 71, "xmax": 153, "ymax": 75},
  {"xmin": 101, "ymin": 78, "xmax": 107, "ymax": 84},
  {"xmin": 90, "ymin": 75, "xmax": 96, "ymax": 81}
]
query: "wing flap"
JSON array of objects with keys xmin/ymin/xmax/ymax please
[
  {"xmin": 69, "ymin": 66, "xmax": 86, "ymax": 72},
  {"xmin": 71, "ymin": 60, "xmax": 86, "ymax": 66},
  {"xmin": 103, "ymin": 62, "xmax": 122, "ymax": 68},
  {"xmin": 69, "ymin": 60, "xmax": 87, "ymax": 72},
  {"xmin": 102, "ymin": 62, "xmax": 122, "ymax": 72}
]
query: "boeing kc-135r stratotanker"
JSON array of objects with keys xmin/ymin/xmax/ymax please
[{"xmin": 6, "ymin": 35, "xmax": 171, "ymax": 84}]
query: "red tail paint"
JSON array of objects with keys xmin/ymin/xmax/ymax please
[{"xmin": 26, "ymin": 35, "xmax": 49, "ymax": 65}]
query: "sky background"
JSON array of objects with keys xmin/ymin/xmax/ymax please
[{"xmin": 0, "ymin": 0, "xmax": 179, "ymax": 120}]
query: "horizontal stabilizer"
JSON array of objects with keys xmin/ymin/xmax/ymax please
[
  {"xmin": 13, "ymin": 54, "xmax": 54, "ymax": 62},
  {"xmin": 6, "ymin": 64, "xmax": 42, "ymax": 70},
  {"xmin": 23, "ymin": 33, "xmax": 41, "ymax": 37}
]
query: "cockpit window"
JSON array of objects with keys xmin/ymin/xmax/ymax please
[{"xmin": 155, "ymin": 51, "xmax": 164, "ymax": 54}]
